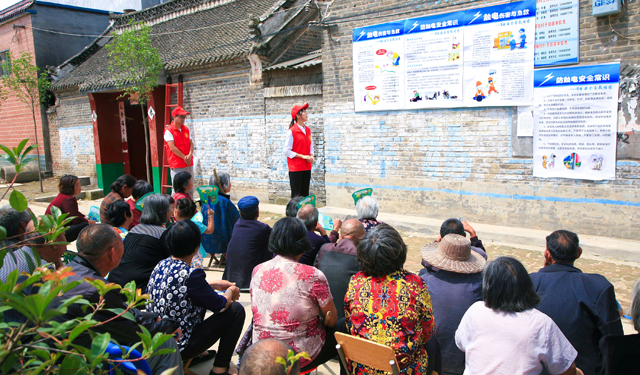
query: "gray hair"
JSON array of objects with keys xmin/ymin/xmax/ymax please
[
  {"xmin": 631, "ymin": 277, "xmax": 640, "ymax": 332},
  {"xmin": 76, "ymin": 224, "xmax": 120, "ymax": 263},
  {"xmin": 209, "ymin": 171, "xmax": 231, "ymax": 192},
  {"xmin": 297, "ymin": 204, "xmax": 318, "ymax": 230},
  {"xmin": 0, "ymin": 204, "xmax": 32, "ymax": 237},
  {"xmin": 356, "ymin": 196, "xmax": 379, "ymax": 220},
  {"xmin": 139, "ymin": 194, "xmax": 170, "ymax": 226}
]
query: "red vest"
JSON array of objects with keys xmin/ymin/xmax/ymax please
[
  {"xmin": 287, "ymin": 125, "xmax": 312, "ymax": 172},
  {"xmin": 165, "ymin": 122, "xmax": 192, "ymax": 169}
]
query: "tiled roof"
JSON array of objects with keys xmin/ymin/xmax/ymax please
[
  {"xmin": 0, "ymin": 0, "xmax": 33, "ymax": 24},
  {"xmin": 52, "ymin": 0, "xmax": 283, "ymax": 92},
  {"xmin": 265, "ymin": 49, "xmax": 321, "ymax": 71}
]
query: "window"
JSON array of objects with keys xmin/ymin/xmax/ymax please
[{"xmin": 0, "ymin": 50, "xmax": 9, "ymax": 77}]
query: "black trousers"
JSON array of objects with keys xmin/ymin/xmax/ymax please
[
  {"xmin": 64, "ymin": 222, "xmax": 89, "ymax": 243},
  {"xmin": 181, "ymin": 302, "xmax": 246, "ymax": 368},
  {"xmin": 300, "ymin": 318, "xmax": 348, "ymax": 375},
  {"xmin": 289, "ymin": 170, "xmax": 311, "ymax": 198}
]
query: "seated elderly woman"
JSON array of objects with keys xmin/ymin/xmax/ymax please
[
  {"xmin": 456, "ymin": 256, "xmax": 582, "ymax": 375},
  {"xmin": 202, "ymin": 171, "xmax": 239, "ymax": 266},
  {"xmin": 173, "ymin": 198, "xmax": 214, "ymax": 269},
  {"xmin": 0, "ymin": 203, "xmax": 33, "ymax": 247},
  {"xmin": 251, "ymin": 217, "xmax": 339, "ymax": 372},
  {"xmin": 172, "ymin": 171, "xmax": 194, "ymax": 201},
  {"xmin": 108, "ymin": 194, "xmax": 172, "ymax": 292},
  {"xmin": 46, "ymin": 174, "xmax": 96, "ymax": 242},
  {"xmin": 147, "ymin": 220, "xmax": 244, "ymax": 374},
  {"xmin": 106, "ymin": 200, "xmax": 134, "ymax": 240},
  {"xmin": 345, "ymin": 223, "xmax": 435, "ymax": 375},
  {"xmin": 355, "ymin": 196, "xmax": 382, "ymax": 232}
]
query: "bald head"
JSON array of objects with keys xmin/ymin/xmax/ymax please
[
  {"xmin": 341, "ymin": 219, "xmax": 365, "ymax": 244},
  {"xmin": 296, "ymin": 204, "xmax": 318, "ymax": 230},
  {"xmin": 239, "ymin": 339, "xmax": 300, "ymax": 375}
]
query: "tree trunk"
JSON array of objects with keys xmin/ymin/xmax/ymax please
[
  {"xmin": 31, "ymin": 106, "xmax": 43, "ymax": 192},
  {"xmin": 140, "ymin": 104, "xmax": 152, "ymax": 183}
]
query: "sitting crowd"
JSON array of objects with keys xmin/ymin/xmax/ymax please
[{"xmin": 1, "ymin": 173, "xmax": 638, "ymax": 375}]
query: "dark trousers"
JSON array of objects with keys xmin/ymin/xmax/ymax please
[
  {"xmin": 301, "ymin": 318, "xmax": 348, "ymax": 375},
  {"xmin": 65, "ymin": 222, "xmax": 89, "ymax": 243},
  {"xmin": 289, "ymin": 170, "xmax": 311, "ymax": 198},
  {"xmin": 181, "ymin": 302, "xmax": 246, "ymax": 368}
]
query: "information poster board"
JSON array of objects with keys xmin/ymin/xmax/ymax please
[
  {"xmin": 534, "ymin": 0, "xmax": 580, "ymax": 67},
  {"xmin": 403, "ymin": 12, "xmax": 465, "ymax": 108},
  {"xmin": 462, "ymin": 0, "xmax": 536, "ymax": 106},
  {"xmin": 533, "ymin": 63, "xmax": 620, "ymax": 180}
]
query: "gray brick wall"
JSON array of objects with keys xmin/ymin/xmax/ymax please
[{"xmin": 320, "ymin": 0, "xmax": 640, "ymax": 239}]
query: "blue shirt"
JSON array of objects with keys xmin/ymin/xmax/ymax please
[{"xmin": 201, "ymin": 194, "xmax": 239, "ymax": 255}]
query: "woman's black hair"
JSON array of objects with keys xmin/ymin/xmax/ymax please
[
  {"xmin": 132, "ymin": 180, "xmax": 154, "ymax": 200},
  {"xmin": 110, "ymin": 175, "xmax": 136, "ymax": 194},
  {"xmin": 106, "ymin": 200, "xmax": 132, "ymax": 228},
  {"xmin": 139, "ymin": 194, "xmax": 170, "ymax": 226},
  {"xmin": 164, "ymin": 194, "xmax": 175, "ymax": 205},
  {"xmin": 356, "ymin": 223, "xmax": 406, "ymax": 277},
  {"xmin": 268, "ymin": 217, "xmax": 311, "ymax": 257},
  {"xmin": 286, "ymin": 196, "xmax": 303, "ymax": 218},
  {"xmin": 58, "ymin": 174, "xmax": 79, "ymax": 196},
  {"xmin": 175, "ymin": 198, "xmax": 197, "ymax": 219},
  {"xmin": 165, "ymin": 220, "xmax": 201, "ymax": 258},
  {"xmin": 483, "ymin": 256, "xmax": 541, "ymax": 313},
  {"xmin": 173, "ymin": 171, "xmax": 192, "ymax": 194}
]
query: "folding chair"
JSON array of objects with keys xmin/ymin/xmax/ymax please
[{"xmin": 334, "ymin": 332, "xmax": 400, "ymax": 375}]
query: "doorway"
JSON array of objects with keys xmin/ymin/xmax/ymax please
[{"xmin": 125, "ymin": 101, "xmax": 149, "ymax": 182}]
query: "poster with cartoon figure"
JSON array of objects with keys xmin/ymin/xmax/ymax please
[
  {"xmin": 462, "ymin": 0, "xmax": 536, "ymax": 106},
  {"xmin": 352, "ymin": 21, "xmax": 406, "ymax": 111},
  {"xmin": 533, "ymin": 63, "xmax": 620, "ymax": 180},
  {"xmin": 403, "ymin": 12, "xmax": 465, "ymax": 108}
]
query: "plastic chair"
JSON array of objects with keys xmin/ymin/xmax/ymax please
[
  {"xmin": 334, "ymin": 332, "xmax": 400, "ymax": 375},
  {"xmin": 106, "ymin": 342, "xmax": 153, "ymax": 375}
]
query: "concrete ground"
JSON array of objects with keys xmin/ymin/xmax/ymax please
[{"xmin": 26, "ymin": 197, "xmax": 640, "ymax": 375}]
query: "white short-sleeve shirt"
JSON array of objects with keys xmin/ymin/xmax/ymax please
[{"xmin": 455, "ymin": 301, "xmax": 577, "ymax": 375}]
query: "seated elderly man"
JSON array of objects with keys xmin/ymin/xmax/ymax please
[
  {"xmin": 51, "ymin": 224, "xmax": 184, "ymax": 375},
  {"xmin": 315, "ymin": 219, "xmax": 365, "ymax": 320},
  {"xmin": 239, "ymin": 339, "xmax": 300, "ymax": 375},
  {"xmin": 530, "ymin": 230, "xmax": 623, "ymax": 375},
  {"xmin": 296, "ymin": 204, "xmax": 340, "ymax": 266},
  {"xmin": 223, "ymin": 196, "xmax": 272, "ymax": 288},
  {"xmin": 0, "ymin": 203, "xmax": 33, "ymax": 247},
  {"xmin": 355, "ymin": 196, "xmax": 383, "ymax": 232},
  {"xmin": 422, "ymin": 218, "xmax": 486, "ymax": 270}
]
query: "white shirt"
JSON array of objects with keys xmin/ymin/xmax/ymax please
[
  {"xmin": 163, "ymin": 126, "xmax": 186, "ymax": 142},
  {"xmin": 283, "ymin": 124, "xmax": 314, "ymax": 159},
  {"xmin": 455, "ymin": 302, "xmax": 577, "ymax": 375}
]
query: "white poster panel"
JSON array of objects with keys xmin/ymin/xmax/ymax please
[
  {"xmin": 403, "ymin": 12, "xmax": 465, "ymax": 108},
  {"xmin": 352, "ymin": 21, "xmax": 405, "ymax": 111},
  {"xmin": 533, "ymin": 63, "xmax": 620, "ymax": 180},
  {"xmin": 534, "ymin": 0, "xmax": 580, "ymax": 67},
  {"xmin": 462, "ymin": 0, "xmax": 536, "ymax": 106}
]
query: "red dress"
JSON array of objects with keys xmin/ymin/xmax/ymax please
[{"xmin": 172, "ymin": 192, "xmax": 192, "ymax": 202}]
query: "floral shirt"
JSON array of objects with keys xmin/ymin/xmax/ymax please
[
  {"xmin": 250, "ymin": 255, "xmax": 333, "ymax": 367},
  {"xmin": 345, "ymin": 270, "xmax": 436, "ymax": 375},
  {"xmin": 359, "ymin": 218, "xmax": 383, "ymax": 232}
]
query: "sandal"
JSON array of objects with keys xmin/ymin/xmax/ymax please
[{"xmin": 186, "ymin": 350, "xmax": 216, "ymax": 366}]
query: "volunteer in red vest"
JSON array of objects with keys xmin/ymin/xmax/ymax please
[
  {"xmin": 283, "ymin": 103, "xmax": 314, "ymax": 198},
  {"xmin": 164, "ymin": 106, "xmax": 195, "ymax": 198}
]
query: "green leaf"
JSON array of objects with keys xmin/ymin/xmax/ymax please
[
  {"xmin": 14, "ymin": 139, "xmax": 28, "ymax": 157},
  {"xmin": 50, "ymin": 205, "xmax": 62, "ymax": 220},
  {"xmin": 0, "ymin": 226, "xmax": 6, "ymax": 242},
  {"xmin": 0, "ymin": 144, "xmax": 15, "ymax": 161},
  {"xmin": 69, "ymin": 320, "xmax": 96, "ymax": 343},
  {"xmin": 158, "ymin": 367, "xmax": 178, "ymax": 375},
  {"xmin": 0, "ymin": 352, "xmax": 18, "ymax": 373},
  {"xmin": 275, "ymin": 357, "xmax": 287, "ymax": 366},
  {"xmin": 106, "ymin": 308, "xmax": 136, "ymax": 322},
  {"xmin": 91, "ymin": 332, "xmax": 110, "ymax": 359},
  {"xmin": 59, "ymin": 354, "xmax": 83, "ymax": 375},
  {"xmin": 9, "ymin": 190, "xmax": 28, "ymax": 212}
]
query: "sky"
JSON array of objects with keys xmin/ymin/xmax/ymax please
[{"xmin": 0, "ymin": 0, "xmax": 21, "ymax": 12}]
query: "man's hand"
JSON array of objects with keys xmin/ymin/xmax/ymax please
[
  {"xmin": 307, "ymin": 155, "xmax": 315, "ymax": 163},
  {"xmin": 461, "ymin": 221, "xmax": 477, "ymax": 238},
  {"xmin": 210, "ymin": 280, "xmax": 235, "ymax": 291},
  {"xmin": 333, "ymin": 219, "xmax": 342, "ymax": 232},
  {"xmin": 314, "ymin": 221, "xmax": 327, "ymax": 236},
  {"xmin": 184, "ymin": 154, "xmax": 192, "ymax": 165}
]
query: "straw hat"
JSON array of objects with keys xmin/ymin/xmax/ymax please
[{"xmin": 420, "ymin": 234, "xmax": 486, "ymax": 274}]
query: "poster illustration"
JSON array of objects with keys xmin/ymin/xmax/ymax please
[
  {"xmin": 403, "ymin": 12, "xmax": 465, "ymax": 108},
  {"xmin": 352, "ymin": 21, "xmax": 406, "ymax": 111},
  {"xmin": 534, "ymin": 0, "xmax": 580, "ymax": 67},
  {"xmin": 533, "ymin": 63, "xmax": 620, "ymax": 180},
  {"xmin": 462, "ymin": 0, "xmax": 536, "ymax": 106}
]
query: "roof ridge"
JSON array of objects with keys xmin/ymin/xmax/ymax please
[{"xmin": 110, "ymin": 0, "xmax": 237, "ymax": 28}]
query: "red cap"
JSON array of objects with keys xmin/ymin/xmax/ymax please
[
  {"xmin": 172, "ymin": 107, "xmax": 190, "ymax": 117},
  {"xmin": 291, "ymin": 103, "xmax": 309, "ymax": 119}
]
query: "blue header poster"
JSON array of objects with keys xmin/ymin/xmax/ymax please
[
  {"xmin": 462, "ymin": 0, "xmax": 536, "ymax": 106},
  {"xmin": 533, "ymin": 63, "xmax": 620, "ymax": 180},
  {"xmin": 534, "ymin": 0, "xmax": 580, "ymax": 67}
]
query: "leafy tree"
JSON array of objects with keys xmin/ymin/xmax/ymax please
[
  {"xmin": 0, "ymin": 52, "xmax": 51, "ymax": 193},
  {"xmin": 107, "ymin": 20, "xmax": 163, "ymax": 183}
]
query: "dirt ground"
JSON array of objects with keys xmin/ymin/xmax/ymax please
[
  {"xmin": 258, "ymin": 212, "xmax": 640, "ymax": 313},
  {"xmin": 1, "ymin": 176, "xmax": 99, "ymax": 201}
]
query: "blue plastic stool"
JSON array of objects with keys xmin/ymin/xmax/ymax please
[{"xmin": 106, "ymin": 342, "xmax": 153, "ymax": 375}]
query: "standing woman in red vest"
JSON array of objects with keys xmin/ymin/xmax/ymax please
[
  {"xmin": 284, "ymin": 103, "xmax": 314, "ymax": 198},
  {"xmin": 164, "ymin": 107, "xmax": 195, "ymax": 198}
]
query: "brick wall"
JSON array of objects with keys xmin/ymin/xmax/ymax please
[
  {"xmin": 0, "ymin": 15, "xmax": 46, "ymax": 172},
  {"xmin": 320, "ymin": 0, "xmax": 640, "ymax": 239},
  {"xmin": 277, "ymin": 28, "xmax": 323, "ymax": 63},
  {"xmin": 48, "ymin": 90, "xmax": 96, "ymax": 178}
]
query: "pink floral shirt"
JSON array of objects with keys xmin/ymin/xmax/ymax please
[{"xmin": 250, "ymin": 255, "xmax": 333, "ymax": 366}]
